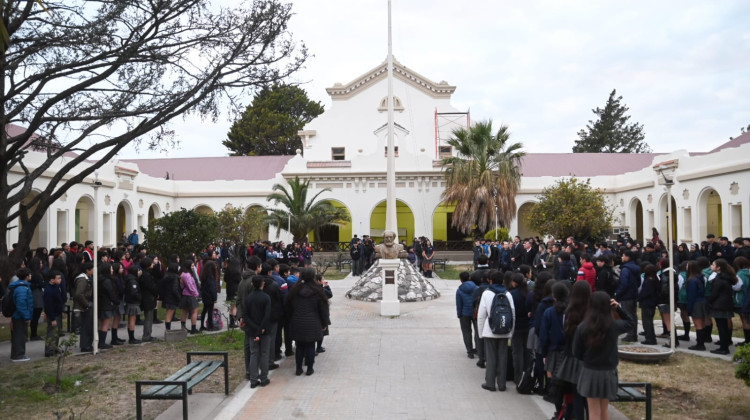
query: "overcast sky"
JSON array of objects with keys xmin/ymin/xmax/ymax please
[{"xmin": 118, "ymin": 0, "xmax": 750, "ymax": 159}]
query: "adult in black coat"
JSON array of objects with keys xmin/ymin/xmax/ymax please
[
  {"xmin": 242, "ymin": 276, "xmax": 271, "ymax": 387},
  {"xmin": 285, "ymin": 268, "xmax": 330, "ymax": 376},
  {"xmin": 199, "ymin": 260, "xmax": 219, "ymax": 331}
]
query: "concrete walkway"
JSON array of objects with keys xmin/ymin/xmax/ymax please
[{"xmin": 1, "ymin": 271, "xmax": 737, "ymax": 419}]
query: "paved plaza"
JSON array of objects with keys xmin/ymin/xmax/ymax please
[{"xmin": 3, "ymin": 271, "xmax": 735, "ymax": 419}]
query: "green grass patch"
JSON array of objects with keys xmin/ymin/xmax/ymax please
[
  {"xmin": 185, "ymin": 330, "xmax": 244, "ymax": 351},
  {"xmin": 438, "ymin": 264, "xmax": 473, "ymax": 281}
]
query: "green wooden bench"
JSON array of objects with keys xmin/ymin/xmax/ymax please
[
  {"xmin": 614, "ymin": 382, "xmax": 652, "ymax": 420},
  {"xmin": 433, "ymin": 258, "xmax": 447, "ymax": 271},
  {"xmin": 340, "ymin": 259, "xmax": 353, "ymax": 272},
  {"xmin": 136, "ymin": 351, "xmax": 229, "ymax": 420}
]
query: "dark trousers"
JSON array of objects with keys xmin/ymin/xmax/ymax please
[
  {"xmin": 246, "ymin": 332, "xmax": 270, "ymax": 382},
  {"xmin": 296, "ymin": 341, "xmax": 316, "ymax": 371},
  {"xmin": 45, "ymin": 315, "xmax": 62, "ymax": 356},
  {"xmin": 30, "ymin": 307, "xmax": 43, "ymax": 337},
  {"xmin": 74, "ymin": 309, "xmax": 94, "ymax": 350},
  {"xmin": 474, "ymin": 319, "xmax": 485, "ymax": 362},
  {"xmin": 715, "ymin": 316, "xmax": 731, "ymax": 350},
  {"xmin": 620, "ymin": 299, "xmax": 638, "ymax": 341},
  {"xmin": 200, "ymin": 303, "xmax": 214, "ymax": 330},
  {"xmin": 142, "ymin": 309, "xmax": 154, "ymax": 339},
  {"xmin": 484, "ymin": 337, "xmax": 509, "ymax": 389},
  {"xmin": 11, "ymin": 318, "xmax": 28, "ymax": 359},
  {"xmin": 266, "ymin": 322, "xmax": 278, "ymax": 361},
  {"xmin": 641, "ymin": 306, "xmax": 656, "ymax": 342},
  {"xmin": 459, "ymin": 316, "xmax": 475, "ymax": 353},
  {"xmin": 284, "ymin": 319, "xmax": 293, "ymax": 354},
  {"xmin": 511, "ymin": 329, "xmax": 531, "ymax": 383}
]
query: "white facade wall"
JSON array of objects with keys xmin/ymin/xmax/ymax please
[{"xmin": 8, "ymin": 61, "xmax": 750, "ymax": 251}]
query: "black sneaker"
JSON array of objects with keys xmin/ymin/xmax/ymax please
[
  {"xmin": 98, "ymin": 343, "xmax": 113, "ymax": 350},
  {"xmin": 129, "ymin": 338, "xmax": 142, "ymax": 344},
  {"xmin": 476, "ymin": 360, "xmax": 486, "ymax": 368},
  {"xmin": 268, "ymin": 363, "xmax": 279, "ymax": 370}
]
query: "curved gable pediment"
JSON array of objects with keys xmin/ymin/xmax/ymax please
[{"xmin": 325, "ymin": 58, "xmax": 456, "ymax": 100}]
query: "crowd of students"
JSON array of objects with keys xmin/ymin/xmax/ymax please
[
  {"xmin": 1, "ymin": 237, "xmax": 321, "ymax": 364},
  {"xmin": 457, "ymin": 233, "xmax": 750, "ymax": 420}
]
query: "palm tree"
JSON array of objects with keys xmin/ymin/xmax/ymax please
[
  {"xmin": 440, "ymin": 120, "xmax": 525, "ymax": 236},
  {"xmin": 266, "ymin": 176, "xmax": 350, "ymax": 242}
]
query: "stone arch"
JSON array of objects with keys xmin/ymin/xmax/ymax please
[
  {"xmin": 75, "ymin": 195, "xmax": 96, "ymax": 244},
  {"xmin": 628, "ymin": 197, "xmax": 644, "ymax": 241},
  {"xmin": 20, "ymin": 189, "xmax": 49, "ymax": 250},
  {"xmin": 697, "ymin": 187, "xmax": 722, "ymax": 238},
  {"xmin": 194, "ymin": 204, "xmax": 214, "ymax": 215},
  {"xmin": 657, "ymin": 193, "xmax": 677, "ymax": 243},
  {"xmin": 517, "ymin": 201, "xmax": 539, "ymax": 240},
  {"xmin": 147, "ymin": 203, "xmax": 161, "ymax": 226},
  {"xmin": 116, "ymin": 200, "xmax": 135, "ymax": 245},
  {"xmin": 311, "ymin": 200, "xmax": 352, "ymax": 243},
  {"xmin": 369, "ymin": 199, "xmax": 415, "ymax": 242},
  {"xmin": 431, "ymin": 201, "xmax": 469, "ymax": 242}
]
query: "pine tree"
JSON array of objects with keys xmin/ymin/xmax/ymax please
[
  {"xmin": 573, "ymin": 89, "xmax": 651, "ymax": 153},
  {"xmin": 223, "ymin": 84, "xmax": 324, "ymax": 156}
]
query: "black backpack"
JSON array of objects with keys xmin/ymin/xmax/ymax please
[
  {"xmin": 488, "ymin": 291, "xmax": 514, "ymax": 335},
  {"xmin": 516, "ymin": 358, "xmax": 537, "ymax": 394},
  {"xmin": 2, "ymin": 283, "xmax": 27, "ymax": 317}
]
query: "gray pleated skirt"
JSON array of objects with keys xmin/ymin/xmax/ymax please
[
  {"xmin": 690, "ymin": 300, "xmax": 707, "ymax": 319},
  {"xmin": 555, "ymin": 355, "xmax": 582, "ymax": 384},
  {"xmin": 180, "ymin": 295, "xmax": 199, "ymax": 311},
  {"xmin": 577, "ymin": 367, "xmax": 618, "ymax": 400},
  {"xmin": 545, "ymin": 350, "xmax": 565, "ymax": 376},
  {"xmin": 125, "ymin": 304, "xmax": 141, "ymax": 316}
]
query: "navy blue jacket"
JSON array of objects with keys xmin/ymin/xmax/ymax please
[
  {"xmin": 456, "ymin": 280, "xmax": 477, "ymax": 318},
  {"xmin": 686, "ymin": 275, "xmax": 706, "ymax": 316},
  {"xmin": 638, "ymin": 276, "xmax": 658, "ymax": 309},
  {"xmin": 533, "ymin": 296, "xmax": 554, "ymax": 336},
  {"xmin": 539, "ymin": 304, "xmax": 566, "ymax": 357},
  {"xmin": 615, "ymin": 261, "xmax": 640, "ymax": 301},
  {"xmin": 43, "ymin": 281, "xmax": 66, "ymax": 320}
]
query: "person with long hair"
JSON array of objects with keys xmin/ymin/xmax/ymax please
[
  {"xmin": 286, "ymin": 268, "xmax": 330, "ymax": 376},
  {"xmin": 109, "ymin": 261, "xmax": 126, "ymax": 345},
  {"xmin": 530, "ymin": 275, "xmax": 555, "ymax": 394},
  {"xmin": 200, "ymin": 260, "xmax": 219, "ymax": 331},
  {"xmin": 686, "ymin": 261, "xmax": 708, "ymax": 351},
  {"xmin": 160, "ymin": 262, "xmax": 182, "ymax": 330},
  {"xmin": 179, "ymin": 259, "xmax": 201, "ymax": 334},
  {"xmin": 707, "ymin": 258, "xmax": 737, "ymax": 354},
  {"xmin": 421, "ymin": 239, "xmax": 435, "ymax": 278},
  {"xmin": 573, "ymin": 291, "xmax": 636, "ymax": 420},
  {"xmin": 539, "ymin": 282, "xmax": 569, "ymax": 415},
  {"xmin": 96, "ymin": 262, "xmax": 117, "ymax": 349},
  {"xmin": 123, "ymin": 264, "xmax": 143, "ymax": 344},
  {"xmin": 556, "ymin": 280, "xmax": 592, "ymax": 420},
  {"xmin": 675, "ymin": 261, "xmax": 691, "ymax": 342}
]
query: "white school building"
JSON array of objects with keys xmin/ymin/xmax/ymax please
[{"xmin": 8, "ymin": 59, "xmax": 750, "ymax": 251}]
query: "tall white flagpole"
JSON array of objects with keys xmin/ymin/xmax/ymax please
[{"xmin": 385, "ymin": 0, "xmax": 398, "ymax": 241}]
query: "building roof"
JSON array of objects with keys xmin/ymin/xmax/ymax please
[
  {"xmin": 123, "ymin": 155, "xmax": 294, "ymax": 181},
  {"xmin": 519, "ymin": 153, "xmax": 663, "ymax": 177},
  {"xmin": 709, "ymin": 130, "xmax": 750, "ymax": 153}
]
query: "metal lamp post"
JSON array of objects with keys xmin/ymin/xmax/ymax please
[{"xmin": 654, "ymin": 160, "xmax": 678, "ymax": 351}]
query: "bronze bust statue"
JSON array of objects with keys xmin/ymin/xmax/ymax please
[{"xmin": 375, "ymin": 230, "xmax": 407, "ymax": 259}]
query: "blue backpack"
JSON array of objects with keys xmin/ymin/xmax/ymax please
[{"xmin": 489, "ymin": 291, "xmax": 514, "ymax": 335}]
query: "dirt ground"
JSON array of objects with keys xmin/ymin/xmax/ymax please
[{"xmin": 0, "ymin": 331, "xmax": 245, "ymax": 420}]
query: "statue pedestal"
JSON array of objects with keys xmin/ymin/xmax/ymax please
[{"xmin": 379, "ymin": 258, "xmax": 401, "ymax": 317}]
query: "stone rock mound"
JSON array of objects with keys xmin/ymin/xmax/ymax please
[{"xmin": 345, "ymin": 259, "xmax": 441, "ymax": 302}]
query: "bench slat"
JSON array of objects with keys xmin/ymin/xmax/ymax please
[
  {"xmin": 185, "ymin": 361, "xmax": 224, "ymax": 389},
  {"xmin": 143, "ymin": 361, "xmax": 213, "ymax": 397}
]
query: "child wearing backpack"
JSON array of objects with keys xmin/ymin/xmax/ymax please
[
  {"xmin": 6, "ymin": 268, "xmax": 34, "ymax": 362},
  {"xmin": 476, "ymin": 271, "xmax": 515, "ymax": 392}
]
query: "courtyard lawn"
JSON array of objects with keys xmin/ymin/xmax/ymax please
[
  {"xmin": 438, "ymin": 264, "xmax": 473, "ymax": 281},
  {"xmin": 0, "ymin": 329, "xmax": 246, "ymax": 420},
  {"xmin": 616, "ymin": 350, "xmax": 750, "ymax": 420}
]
